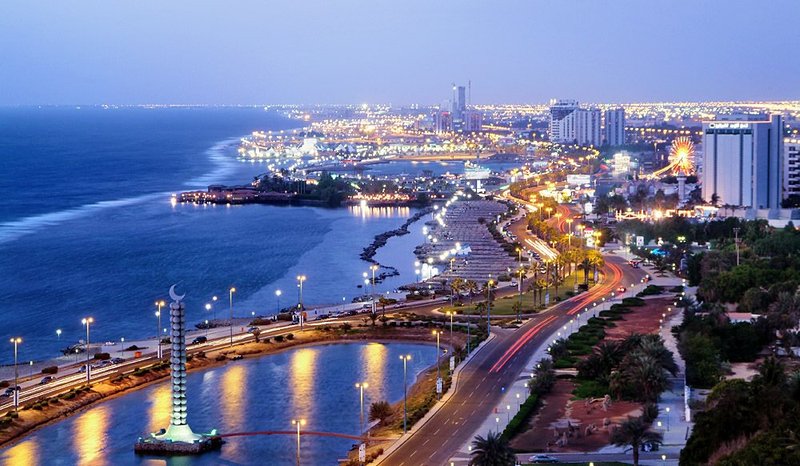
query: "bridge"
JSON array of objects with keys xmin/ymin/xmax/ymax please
[{"xmin": 219, "ymin": 430, "xmax": 394, "ymax": 442}]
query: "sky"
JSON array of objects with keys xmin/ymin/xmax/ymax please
[{"xmin": 1, "ymin": 0, "xmax": 798, "ymax": 106}]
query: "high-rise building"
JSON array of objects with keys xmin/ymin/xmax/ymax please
[
  {"xmin": 576, "ymin": 108, "xmax": 602, "ymax": 146},
  {"xmin": 433, "ymin": 110, "xmax": 453, "ymax": 133},
  {"xmin": 453, "ymin": 85, "xmax": 466, "ymax": 121},
  {"xmin": 549, "ymin": 99, "xmax": 579, "ymax": 143},
  {"xmin": 464, "ymin": 110, "xmax": 482, "ymax": 131},
  {"xmin": 702, "ymin": 114, "xmax": 784, "ymax": 211},
  {"xmin": 784, "ymin": 139, "xmax": 800, "ymax": 199},
  {"xmin": 604, "ymin": 108, "xmax": 626, "ymax": 146}
]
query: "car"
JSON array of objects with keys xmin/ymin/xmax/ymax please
[
  {"xmin": 247, "ymin": 326, "xmax": 259, "ymax": 333},
  {"xmin": 528, "ymin": 454, "xmax": 559, "ymax": 463},
  {"xmin": 111, "ymin": 357, "xmax": 125, "ymax": 364},
  {"xmin": 2, "ymin": 386, "xmax": 21, "ymax": 397},
  {"xmin": 191, "ymin": 336, "xmax": 208, "ymax": 345},
  {"xmin": 616, "ymin": 286, "xmax": 627, "ymax": 293},
  {"xmin": 96, "ymin": 360, "xmax": 112, "ymax": 368},
  {"xmin": 39, "ymin": 376, "xmax": 55, "ymax": 385}
]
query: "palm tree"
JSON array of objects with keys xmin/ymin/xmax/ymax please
[
  {"xmin": 585, "ymin": 249, "xmax": 604, "ymax": 284},
  {"xmin": 465, "ymin": 280, "xmax": 479, "ymax": 304},
  {"xmin": 610, "ymin": 416, "xmax": 663, "ymax": 466},
  {"xmin": 469, "ymin": 431, "xmax": 516, "ymax": 466},
  {"xmin": 450, "ymin": 277, "xmax": 465, "ymax": 305}
]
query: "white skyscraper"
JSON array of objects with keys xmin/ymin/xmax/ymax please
[
  {"xmin": 702, "ymin": 114, "xmax": 784, "ymax": 212},
  {"xmin": 784, "ymin": 139, "xmax": 800, "ymax": 200},
  {"xmin": 549, "ymin": 99, "xmax": 578, "ymax": 143},
  {"xmin": 604, "ymin": 108, "xmax": 626, "ymax": 146},
  {"xmin": 576, "ymin": 108, "xmax": 601, "ymax": 146}
]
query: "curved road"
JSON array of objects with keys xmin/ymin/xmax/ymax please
[{"xmin": 377, "ymin": 254, "xmax": 643, "ymax": 466}]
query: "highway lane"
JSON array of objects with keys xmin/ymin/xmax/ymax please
[{"xmin": 378, "ymin": 254, "xmax": 644, "ymax": 466}]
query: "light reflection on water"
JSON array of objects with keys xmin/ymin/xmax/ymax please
[{"xmin": 0, "ymin": 342, "xmax": 434, "ymax": 466}]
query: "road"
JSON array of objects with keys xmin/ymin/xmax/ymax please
[{"xmin": 377, "ymin": 254, "xmax": 643, "ymax": 466}]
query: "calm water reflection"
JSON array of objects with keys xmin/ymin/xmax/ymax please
[{"xmin": 0, "ymin": 342, "xmax": 435, "ymax": 466}]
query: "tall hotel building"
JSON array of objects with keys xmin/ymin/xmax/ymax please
[
  {"xmin": 785, "ymin": 139, "xmax": 800, "ymax": 199},
  {"xmin": 702, "ymin": 114, "xmax": 784, "ymax": 211},
  {"xmin": 549, "ymin": 99, "xmax": 579, "ymax": 143},
  {"xmin": 576, "ymin": 108, "xmax": 602, "ymax": 146},
  {"xmin": 604, "ymin": 108, "xmax": 626, "ymax": 146}
]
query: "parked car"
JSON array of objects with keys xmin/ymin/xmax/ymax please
[
  {"xmin": 40, "ymin": 376, "xmax": 55, "ymax": 385},
  {"xmin": 247, "ymin": 326, "xmax": 259, "ymax": 333},
  {"xmin": 111, "ymin": 357, "xmax": 125, "ymax": 364},
  {"xmin": 191, "ymin": 336, "xmax": 208, "ymax": 345},
  {"xmin": 529, "ymin": 454, "xmax": 559, "ymax": 463}
]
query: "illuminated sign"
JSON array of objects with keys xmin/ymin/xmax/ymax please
[{"xmin": 707, "ymin": 122, "xmax": 751, "ymax": 130}]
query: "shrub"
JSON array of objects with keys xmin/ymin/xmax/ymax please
[
  {"xmin": 286, "ymin": 333, "xmax": 294, "ymax": 340},
  {"xmin": 622, "ymin": 297, "xmax": 646, "ymax": 306},
  {"xmin": 41, "ymin": 366, "xmax": 58, "ymax": 375},
  {"xmin": 0, "ymin": 381, "xmax": 9, "ymax": 388},
  {"xmin": 572, "ymin": 379, "xmax": 609, "ymax": 399},
  {"xmin": 93, "ymin": 352, "xmax": 110, "ymax": 360},
  {"xmin": 274, "ymin": 335, "xmax": 285, "ymax": 343}
]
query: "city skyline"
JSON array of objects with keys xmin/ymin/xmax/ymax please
[{"xmin": 1, "ymin": 0, "xmax": 799, "ymax": 106}]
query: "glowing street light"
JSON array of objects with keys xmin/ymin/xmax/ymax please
[
  {"xmin": 81, "ymin": 317, "xmax": 94, "ymax": 384},
  {"xmin": 291, "ymin": 418, "xmax": 306, "ymax": 466},
  {"xmin": 399, "ymin": 354, "xmax": 411, "ymax": 433},
  {"xmin": 9, "ymin": 337, "xmax": 21, "ymax": 411},
  {"xmin": 355, "ymin": 382, "xmax": 369, "ymax": 436},
  {"xmin": 229, "ymin": 287, "xmax": 236, "ymax": 347},
  {"xmin": 155, "ymin": 300, "xmax": 165, "ymax": 359},
  {"xmin": 275, "ymin": 289, "xmax": 282, "ymax": 313}
]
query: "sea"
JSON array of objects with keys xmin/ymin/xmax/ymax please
[{"xmin": 0, "ymin": 107, "xmax": 434, "ymax": 363}]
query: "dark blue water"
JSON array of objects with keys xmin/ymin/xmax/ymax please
[
  {"xmin": 0, "ymin": 108, "xmax": 424, "ymax": 362},
  {"xmin": 0, "ymin": 342, "xmax": 437, "ymax": 466}
]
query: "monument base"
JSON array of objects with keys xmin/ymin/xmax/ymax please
[{"xmin": 134, "ymin": 427, "xmax": 223, "ymax": 456}]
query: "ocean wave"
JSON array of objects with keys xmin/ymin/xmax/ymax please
[
  {"xmin": 0, "ymin": 137, "xmax": 243, "ymax": 245},
  {"xmin": 0, "ymin": 192, "xmax": 167, "ymax": 245},
  {"xmin": 183, "ymin": 137, "xmax": 242, "ymax": 187}
]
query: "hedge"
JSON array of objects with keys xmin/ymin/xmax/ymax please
[{"xmin": 500, "ymin": 393, "xmax": 540, "ymax": 442}]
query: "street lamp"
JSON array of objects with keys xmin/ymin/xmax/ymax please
[
  {"xmin": 444, "ymin": 310, "xmax": 455, "ymax": 348},
  {"xmin": 355, "ymin": 382, "xmax": 369, "ymax": 436},
  {"xmin": 81, "ymin": 317, "xmax": 94, "ymax": 384},
  {"xmin": 433, "ymin": 329, "xmax": 441, "ymax": 398},
  {"xmin": 155, "ymin": 300, "xmax": 165, "ymax": 359},
  {"xmin": 275, "ymin": 289, "xmax": 282, "ymax": 313},
  {"xmin": 9, "ymin": 337, "xmax": 21, "ymax": 411},
  {"xmin": 486, "ymin": 278, "xmax": 494, "ymax": 335},
  {"xmin": 296, "ymin": 275, "xmax": 307, "ymax": 312},
  {"xmin": 291, "ymin": 419, "xmax": 306, "ymax": 466},
  {"xmin": 369, "ymin": 265, "xmax": 378, "ymax": 315},
  {"xmin": 400, "ymin": 354, "xmax": 411, "ymax": 433},
  {"xmin": 229, "ymin": 287, "xmax": 236, "ymax": 347},
  {"xmin": 56, "ymin": 329, "xmax": 61, "ymax": 340},
  {"xmin": 211, "ymin": 295, "xmax": 218, "ymax": 320}
]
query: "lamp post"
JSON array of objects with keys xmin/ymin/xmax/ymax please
[
  {"xmin": 9, "ymin": 337, "xmax": 21, "ymax": 411},
  {"xmin": 296, "ymin": 275, "xmax": 307, "ymax": 311},
  {"xmin": 56, "ymin": 329, "xmax": 61, "ymax": 341},
  {"xmin": 486, "ymin": 278, "xmax": 494, "ymax": 335},
  {"xmin": 275, "ymin": 289, "xmax": 282, "ymax": 313},
  {"xmin": 155, "ymin": 300, "xmax": 165, "ymax": 359},
  {"xmin": 211, "ymin": 295, "xmax": 218, "ymax": 321},
  {"xmin": 400, "ymin": 354, "xmax": 411, "ymax": 433},
  {"xmin": 370, "ymin": 265, "xmax": 378, "ymax": 316},
  {"xmin": 229, "ymin": 287, "xmax": 236, "ymax": 347},
  {"xmin": 445, "ymin": 311, "xmax": 454, "ymax": 348},
  {"xmin": 205, "ymin": 303, "xmax": 212, "ymax": 323},
  {"xmin": 665, "ymin": 406, "xmax": 671, "ymax": 431},
  {"xmin": 81, "ymin": 317, "xmax": 94, "ymax": 384},
  {"xmin": 291, "ymin": 419, "xmax": 306, "ymax": 466},
  {"xmin": 433, "ymin": 330, "xmax": 441, "ymax": 399},
  {"xmin": 355, "ymin": 382, "xmax": 369, "ymax": 436}
]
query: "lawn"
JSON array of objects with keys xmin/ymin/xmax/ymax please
[{"xmin": 442, "ymin": 272, "xmax": 593, "ymax": 316}]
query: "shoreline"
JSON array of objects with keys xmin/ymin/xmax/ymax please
[{"xmin": 0, "ymin": 325, "xmax": 444, "ymax": 452}]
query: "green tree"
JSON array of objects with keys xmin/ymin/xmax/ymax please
[
  {"xmin": 610, "ymin": 416, "xmax": 663, "ymax": 466},
  {"xmin": 368, "ymin": 400, "xmax": 393, "ymax": 426},
  {"xmin": 468, "ymin": 431, "xmax": 516, "ymax": 466}
]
